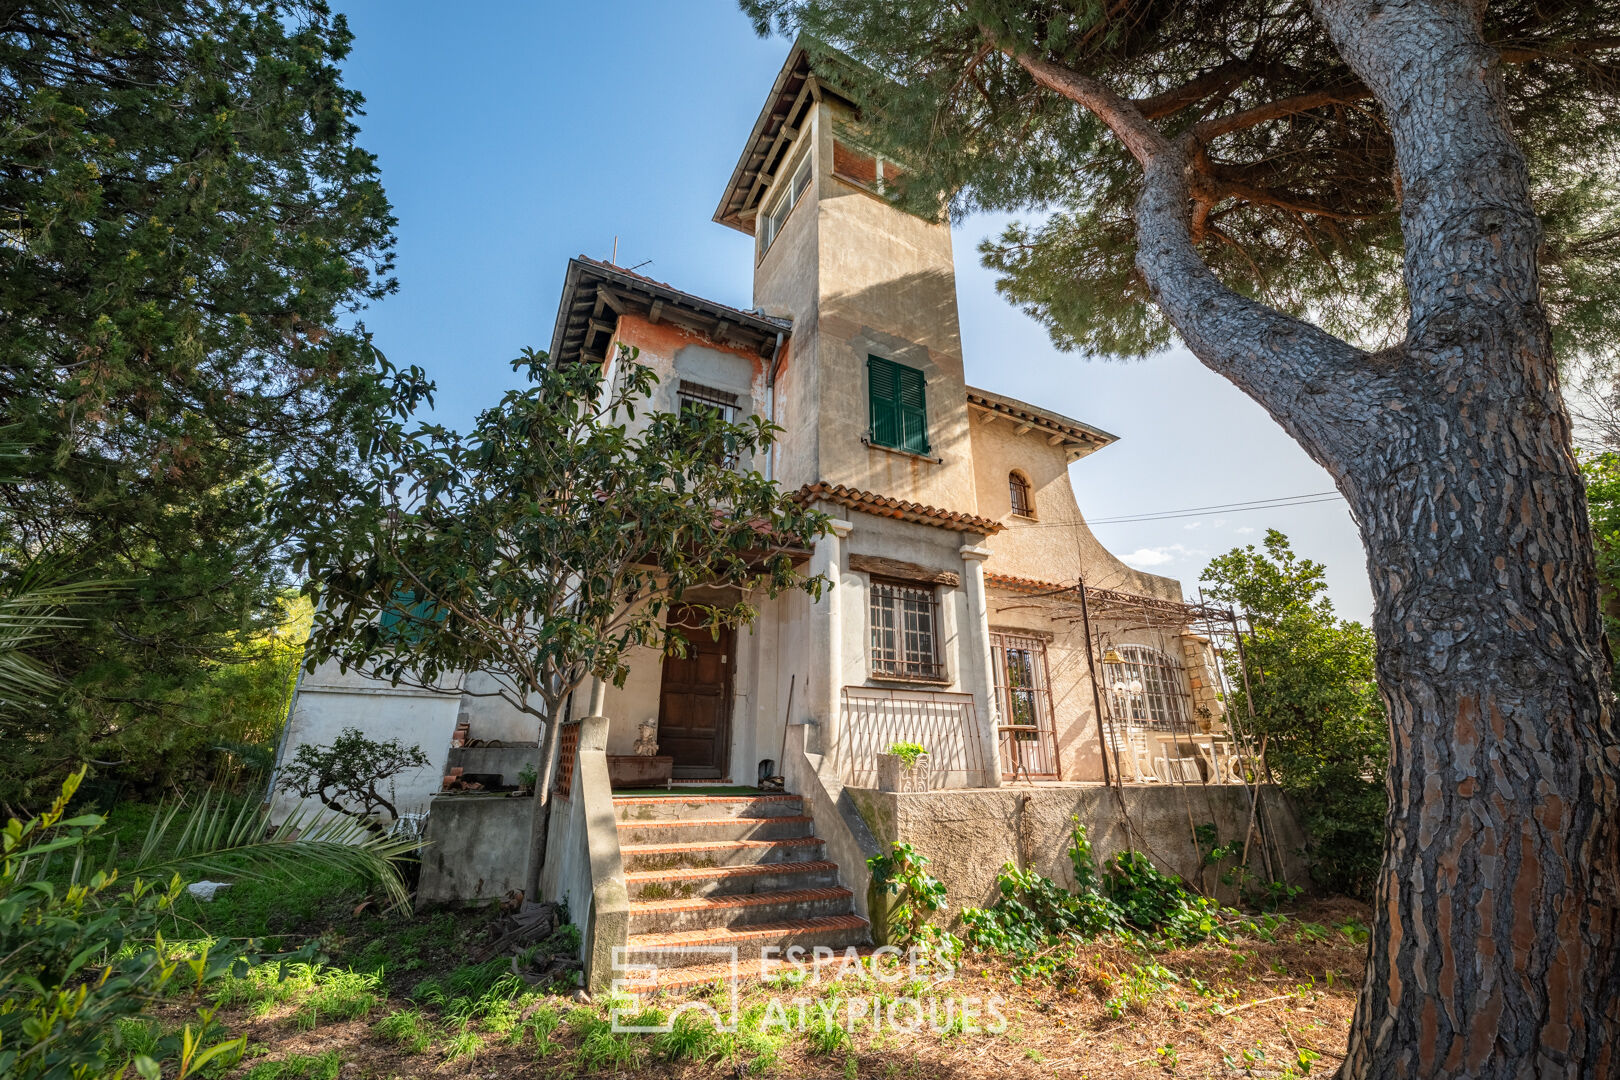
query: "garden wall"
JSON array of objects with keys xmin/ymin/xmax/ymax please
[{"xmin": 847, "ymin": 782, "xmax": 1309, "ymax": 917}]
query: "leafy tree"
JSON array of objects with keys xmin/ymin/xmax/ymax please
[
  {"xmin": 0, "ymin": 1, "xmax": 408, "ymax": 804},
  {"xmin": 1202, "ymin": 531, "xmax": 1387, "ymax": 899},
  {"xmin": 298, "ymin": 349, "xmax": 828, "ymax": 899},
  {"xmin": 277, "ymin": 727, "xmax": 430, "ymax": 830},
  {"xmin": 741, "ymin": 3, "xmax": 1620, "ymax": 1071}
]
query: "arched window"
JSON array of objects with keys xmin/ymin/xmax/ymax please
[
  {"xmin": 1105, "ymin": 645, "xmax": 1190, "ymax": 730},
  {"xmin": 1008, "ymin": 471, "xmax": 1034, "ymax": 517}
]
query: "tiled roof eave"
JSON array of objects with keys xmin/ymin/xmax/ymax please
[{"xmin": 797, "ymin": 482, "xmax": 1004, "ymax": 535}]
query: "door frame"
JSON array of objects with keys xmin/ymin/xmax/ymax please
[
  {"xmin": 656, "ymin": 606, "xmax": 735, "ymax": 780},
  {"xmin": 990, "ymin": 630, "xmax": 1061, "ymax": 780}
]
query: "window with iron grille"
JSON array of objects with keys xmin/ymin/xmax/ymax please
[
  {"xmin": 678, "ymin": 382, "xmax": 741, "ymax": 470},
  {"xmin": 1008, "ymin": 471, "xmax": 1034, "ymax": 517},
  {"xmin": 869, "ymin": 579, "xmax": 943, "ymax": 680},
  {"xmin": 1106, "ymin": 644, "xmax": 1191, "ymax": 730}
]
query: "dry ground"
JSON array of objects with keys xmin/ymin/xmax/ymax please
[{"xmin": 165, "ymin": 898, "xmax": 1369, "ymax": 1080}]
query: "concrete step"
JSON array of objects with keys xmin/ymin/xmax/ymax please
[
  {"xmin": 619, "ymin": 836, "xmax": 826, "ymax": 873},
  {"xmin": 625, "ymin": 859, "xmax": 842, "ymax": 901},
  {"xmin": 627, "ymin": 886, "xmax": 854, "ymax": 934},
  {"xmin": 613, "ymin": 794, "xmax": 804, "ymax": 822},
  {"xmin": 622, "ymin": 913, "xmax": 871, "ymax": 969},
  {"xmin": 615, "ymin": 815, "xmax": 813, "ymax": 847}
]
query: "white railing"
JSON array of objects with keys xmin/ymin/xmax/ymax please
[{"xmin": 838, "ymin": 686, "xmax": 990, "ymax": 789}]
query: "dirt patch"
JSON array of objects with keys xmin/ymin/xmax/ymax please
[{"xmin": 194, "ymin": 899, "xmax": 1366, "ymax": 1079}]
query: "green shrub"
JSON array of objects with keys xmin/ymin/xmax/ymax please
[
  {"xmin": 866, "ymin": 841, "xmax": 955, "ymax": 950},
  {"xmin": 886, "ymin": 742, "xmax": 927, "ymax": 767},
  {"xmin": 0, "ymin": 770, "xmax": 248, "ymax": 1080},
  {"xmin": 960, "ymin": 822, "xmax": 1220, "ymax": 959}
]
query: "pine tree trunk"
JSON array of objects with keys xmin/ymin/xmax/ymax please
[
  {"xmin": 1336, "ymin": 346, "xmax": 1620, "ymax": 1078},
  {"xmin": 1311, "ymin": 4, "xmax": 1620, "ymax": 1074},
  {"xmin": 1076, "ymin": 0, "xmax": 1620, "ymax": 1070}
]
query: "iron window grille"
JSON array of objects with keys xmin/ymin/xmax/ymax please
[
  {"xmin": 678, "ymin": 383, "xmax": 741, "ymax": 470},
  {"xmin": 1009, "ymin": 471, "xmax": 1034, "ymax": 517},
  {"xmin": 1105, "ymin": 644, "xmax": 1191, "ymax": 731},
  {"xmin": 869, "ymin": 579, "xmax": 944, "ymax": 680}
]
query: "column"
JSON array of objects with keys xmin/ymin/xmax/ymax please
[
  {"xmin": 810, "ymin": 518, "xmax": 854, "ymax": 767},
  {"xmin": 958, "ymin": 544, "xmax": 1002, "ymax": 788}
]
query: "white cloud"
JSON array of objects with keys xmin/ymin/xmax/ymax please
[
  {"xmin": 1120, "ymin": 544, "xmax": 1203, "ymax": 570},
  {"xmin": 1235, "ymin": 526, "xmax": 1255, "ymax": 535},
  {"xmin": 1182, "ymin": 520, "xmax": 1203, "ymax": 531}
]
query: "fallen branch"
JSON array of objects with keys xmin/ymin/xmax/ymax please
[{"xmin": 1213, "ymin": 992, "xmax": 1294, "ymax": 1016}]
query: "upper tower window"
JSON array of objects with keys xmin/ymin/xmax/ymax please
[
  {"xmin": 1009, "ymin": 471, "xmax": 1034, "ymax": 518},
  {"xmin": 832, "ymin": 137, "xmax": 903, "ymax": 193},
  {"xmin": 866, "ymin": 355, "xmax": 930, "ymax": 455},
  {"xmin": 759, "ymin": 151, "xmax": 812, "ymax": 253}
]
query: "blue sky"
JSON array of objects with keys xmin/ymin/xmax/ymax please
[{"xmin": 332, "ymin": 0, "xmax": 1374, "ymax": 623}]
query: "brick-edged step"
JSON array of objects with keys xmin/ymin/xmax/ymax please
[
  {"xmin": 622, "ymin": 914, "xmax": 871, "ymax": 969},
  {"xmin": 628, "ymin": 886, "xmax": 854, "ymax": 934},
  {"xmin": 625, "ymin": 859, "xmax": 842, "ymax": 901},
  {"xmin": 620, "ymin": 836, "xmax": 825, "ymax": 873},
  {"xmin": 613, "ymin": 794, "xmax": 804, "ymax": 822},
  {"xmin": 616, "ymin": 815, "xmax": 813, "ymax": 846}
]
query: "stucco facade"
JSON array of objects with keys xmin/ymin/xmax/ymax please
[{"xmin": 271, "ymin": 45, "xmax": 1285, "ymax": 922}]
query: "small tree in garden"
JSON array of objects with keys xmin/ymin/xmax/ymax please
[
  {"xmin": 277, "ymin": 727, "xmax": 430, "ymax": 831},
  {"xmin": 297, "ymin": 348, "xmax": 828, "ymax": 899},
  {"xmin": 1201, "ymin": 531, "xmax": 1387, "ymax": 899}
]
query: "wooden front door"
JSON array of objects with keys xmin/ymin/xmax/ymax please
[{"xmin": 656, "ymin": 610, "xmax": 733, "ymax": 779}]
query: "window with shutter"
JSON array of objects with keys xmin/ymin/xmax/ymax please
[{"xmin": 867, "ymin": 355, "xmax": 930, "ymax": 455}]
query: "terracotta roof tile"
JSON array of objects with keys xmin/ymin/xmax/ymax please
[{"xmin": 797, "ymin": 482, "xmax": 1004, "ymax": 535}]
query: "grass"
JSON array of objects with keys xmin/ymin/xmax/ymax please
[
  {"xmin": 241, "ymin": 1050, "xmax": 341, "ymax": 1080},
  {"xmin": 374, "ymin": 1008, "xmax": 434, "ymax": 1054},
  {"xmin": 613, "ymin": 785, "xmax": 763, "ymax": 796}
]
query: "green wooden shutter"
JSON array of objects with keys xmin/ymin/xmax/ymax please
[
  {"xmin": 897, "ymin": 364, "xmax": 929, "ymax": 454},
  {"xmin": 868, "ymin": 356, "xmax": 902, "ymax": 448}
]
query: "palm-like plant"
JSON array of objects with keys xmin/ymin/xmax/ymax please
[
  {"xmin": 2, "ymin": 768, "xmax": 423, "ymax": 1079},
  {"xmin": 0, "ymin": 578, "xmax": 108, "ymax": 710}
]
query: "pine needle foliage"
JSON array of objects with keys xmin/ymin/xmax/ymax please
[{"xmin": 740, "ymin": 2, "xmax": 1620, "ymax": 360}]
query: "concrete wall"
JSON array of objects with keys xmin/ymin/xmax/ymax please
[
  {"xmin": 415, "ymin": 793, "xmax": 532, "ymax": 907},
  {"xmin": 270, "ymin": 660, "xmax": 459, "ymax": 823},
  {"xmin": 848, "ymin": 783, "xmax": 1309, "ymax": 919}
]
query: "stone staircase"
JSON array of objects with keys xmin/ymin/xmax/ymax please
[{"xmin": 616, "ymin": 793, "xmax": 869, "ymax": 979}]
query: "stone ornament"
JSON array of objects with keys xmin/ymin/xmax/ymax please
[
  {"xmin": 876, "ymin": 752, "xmax": 932, "ymax": 793},
  {"xmin": 633, "ymin": 717, "xmax": 660, "ymax": 757}
]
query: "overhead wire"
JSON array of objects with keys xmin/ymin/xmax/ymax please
[{"xmin": 1006, "ymin": 489, "xmax": 1345, "ymax": 528}]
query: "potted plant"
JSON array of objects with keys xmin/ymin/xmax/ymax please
[{"xmin": 876, "ymin": 741, "xmax": 931, "ymax": 793}]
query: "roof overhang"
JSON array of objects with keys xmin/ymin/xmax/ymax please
[
  {"xmin": 966, "ymin": 387, "xmax": 1118, "ymax": 460},
  {"xmin": 548, "ymin": 256, "xmax": 790, "ymax": 367},
  {"xmin": 713, "ymin": 38, "xmax": 852, "ymax": 236},
  {"xmin": 799, "ymin": 481, "xmax": 1004, "ymax": 535}
]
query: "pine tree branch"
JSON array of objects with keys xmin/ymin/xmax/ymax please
[{"xmin": 1003, "ymin": 43, "xmax": 1386, "ymax": 458}]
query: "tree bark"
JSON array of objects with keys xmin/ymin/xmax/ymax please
[
  {"xmin": 1308, "ymin": 4, "xmax": 1620, "ymax": 1075},
  {"xmin": 1020, "ymin": 1, "xmax": 1620, "ymax": 1074}
]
